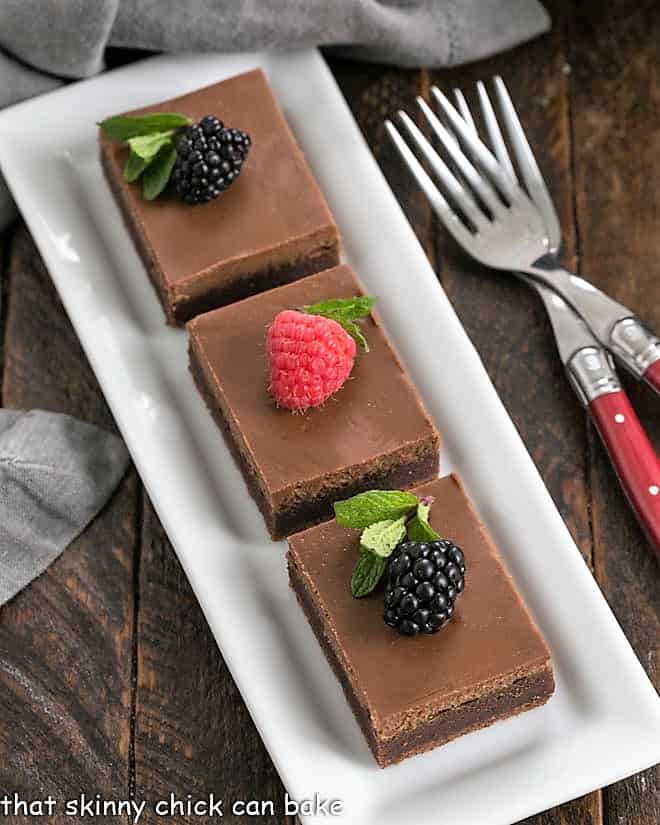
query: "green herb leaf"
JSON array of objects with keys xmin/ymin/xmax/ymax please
[
  {"xmin": 123, "ymin": 150, "xmax": 150, "ymax": 182},
  {"xmin": 142, "ymin": 142, "xmax": 177, "ymax": 201},
  {"xmin": 351, "ymin": 549, "xmax": 388, "ymax": 598},
  {"xmin": 99, "ymin": 113, "xmax": 191, "ymax": 141},
  {"xmin": 334, "ymin": 490, "xmax": 419, "ymax": 529},
  {"xmin": 360, "ymin": 516, "xmax": 407, "ymax": 558},
  {"xmin": 303, "ymin": 296, "xmax": 375, "ymax": 320},
  {"xmin": 406, "ymin": 500, "xmax": 442, "ymax": 542},
  {"xmin": 340, "ymin": 320, "xmax": 370, "ymax": 352},
  {"xmin": 128, "ymin": 130, "xmax": 175, "ymax": 162},
  {"xmin": 303, "ymin": 295, "xmax": 376, "ymax": 353}
]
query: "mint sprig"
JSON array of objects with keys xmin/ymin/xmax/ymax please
[
  {"xmin": 351, "ymin": 551, "xmax": 388, "ymax": 599},
  {"xmin": 406, "ymin": 498, "xmax": 442, "ymax": 542},
  {"xmin": 124, "ymin": 151, "xmax": 149, "ymax": 183},
  {"xmin": 361, "ymin": 516, "xmax": 407, "ymax": 557},
  {"xmin": 99, "ymin": 113, "xmax": 191, "ymax": 141},
  {"xmin": 128, "ymin": 130, "xmax": 176, "ymax": 162},
  {"xmin": 99, "ymin": 112, "xmax": 192, "ymax": 197},
  {"xmin": 302, "ymin": 295, "xmax": 375, "ymax": 352},
  {"xmin": 143, "ymin": 143, "xmax": 178, "ymax": 201},
  {"xmin": 335, "ymin": 489, "xmax": 418, "ymax": 529},
  {"xmin": 335, "ymin": 489, "xmax": 444, "ymax": 597}
]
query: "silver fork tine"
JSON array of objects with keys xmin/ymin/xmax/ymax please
[
  {"xmin": 453, "ymin": 89, "xmax": 476, "ymax": 133},
  {"xmin": 476, "ymin": 81, "xmax": 518, "ymax": 183},
  {"xmin": 493, "ymin": 75, "xmax": 561, "ymax": 250},
  {"xmin": 397, "ymin": 111, "xmax": 489, "ymax": 231},
  {"xmin": 415, "ymin": 97, "xmax": 505, "ymax": 218},
  {"xmin": 384, "ymin": 120, "xmax": 474, "ymax": 247},
  {"xmin": 431, "ymin": 86, "xmax": 518, "ymax": 202}
]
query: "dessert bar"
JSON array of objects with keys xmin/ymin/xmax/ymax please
[
  {"xmin": 287, "ymin": 475, "xmax": 554, "ymax": 766},
  {"xmin": 100, "ymin": 69, "xmax": 340, "ymax": 324},
  {"xmin": 188, "ymin": 264, "xmax": 440, "ymax": 538}
]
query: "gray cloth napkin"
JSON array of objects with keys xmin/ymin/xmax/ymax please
[
  {"xmin": 0, "ymin": 0, "xmax": 550, "ymax": 229},
  {"xmin": 0, "ymin": 409, "xmax": 129, "ymax": 605}
]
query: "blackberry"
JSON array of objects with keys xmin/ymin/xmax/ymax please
[
  {"xmin": 171, "ymin": 115, "xmax": 251, "ymax": 204},
  {"xmin": 384, "ymin": 539, "xmax": 466, "ymax": 636}
]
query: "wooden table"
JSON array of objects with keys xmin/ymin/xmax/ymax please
[{"xmin": 0, "ymin": 2, "xmax": 658, "ymax": 823}]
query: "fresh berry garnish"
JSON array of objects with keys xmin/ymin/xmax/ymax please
[
  {"xmin": 266, "ymin": 296, "xmax": 375, "ymax": 411},
  {"xmin": 98, "ymin": 110, "xmax": 251, "ymax": 202},
  {"xmin": 384, "ymin": 540, "xmax": 466, "ymax": 635},
  {"xmin": 171, "ymin": 116, "xmax": 251, "ymax": 204},
  {"xmin": 334, "ymin": 488, "xmax": 466, "ymax": 624},
  {"xmin": 267, "ymin": 310, "xmax": 356, "ymax": 410}
]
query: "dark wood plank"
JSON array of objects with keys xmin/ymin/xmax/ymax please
[
  {"xmin": 327, "ymin": 58, "xmax": 436, "ymax": 265},
  {"xmin": 569, "ymin": 3, "xmax": 660, "ymax": 823},
  {"xmin": 133, "ymin": 497, "xmax": 290, "ymax": 825},
  {"xmin": 517, "ymin": 795, "xmax": 602, "ymax": 825},
  {"xmin": 0, "ymin": 225, "xmax": 138, "ymax": 823}
]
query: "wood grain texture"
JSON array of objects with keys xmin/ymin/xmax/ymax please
[
  {"xmin": 0, "ymin": 227, "xmax": 138, "ymax": 823},
  {"xmin": 328, "ymin": 59, "xmax": 436, "ymax": 264},
  {"xmin": 133, "ymin": 496, "xmax": 290, "ymax": 825},
  {"xmin": 517, "ymin": 794, "xmax": 602, "ymax": 825},
  {"xmin": 569, "ymin": 2, "xmax": 660, "ymax": 823}
]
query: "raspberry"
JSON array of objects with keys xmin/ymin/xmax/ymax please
[{"xmin": 267, "ymin": 310, "xmax": 357, "ymax": 410}]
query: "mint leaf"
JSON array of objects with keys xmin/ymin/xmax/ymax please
[
  {"xmin": 361, "ymin": 516, "xmax": 407, "ymax": 558},
  {"xmin": 304, "ymin": 296, "xmax": 375, "ymax": 320},
  {"xmin": 128, "ymin": 130, "xmax": 175, "ymax": 162},
  {"xmin": 407, "ymin": 500, "xmax": 442, "ymax": 542},
  {"xmin": 142, "ymin": 143, "xmax": 177, "ymax": 201},
  {"xmin": 351, "ymin": 550, "xmax": 387, "ymax": 598},
  {"xmin": 303, "ymin": 295, "xmax": 375, "ymax": 353},
  {"xmin": 334, "ymin": 490, "xmax": 419, "ymax": 529},
  {"xmin": 99, "ymin": 113, "xmax": 191, "ymax": 141},
  {"xmin": 124, "ymin": 150, "xmax": 149, "ymax": 182},
  {"xmin": 340, "ymin": 320, "xmax": 370, "ymax": 352}
]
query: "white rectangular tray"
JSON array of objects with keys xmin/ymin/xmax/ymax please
[{"xmin": 0, "ymin": 50, "xmax": 658, "ymax": 825}]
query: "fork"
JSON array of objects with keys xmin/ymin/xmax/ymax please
[{"xmin": 386, "ymin": 77, "xmax": 660, "ymax": 556}]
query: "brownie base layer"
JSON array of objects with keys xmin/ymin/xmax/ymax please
[
  {"xmin": 190, "ymin": 344, "xmax": 439, "ymax": 540},
  {"xmin": 101, "ymin": 146, "xmax": 340, "ymax": 325},
  {"xmin": 288, "ymin": 553, "xmax": 554, "ymax": 768},
  {"xmin": 378, "ymin": 667, "xmax": 554, "ymax": 767},
  {"xmin": 171, "ymin": 245, "xmax": 340, "ymax": 325}
]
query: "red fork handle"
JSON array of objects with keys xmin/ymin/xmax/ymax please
[
  {"xmin": 643, "ymin": 359, "xmax": 660, "ymax": 395},
  {"xmin": 589, "ymin": 390, "xmax": 660, "ymax": 557}
]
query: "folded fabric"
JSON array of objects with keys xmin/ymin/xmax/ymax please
[
  {"xmin": 0, "ymin": 0, "xmax": 550, "ymax": 229},
  {"xmin": 0, "ymin": 409, "xmax": 130, "ymax": 605}
]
